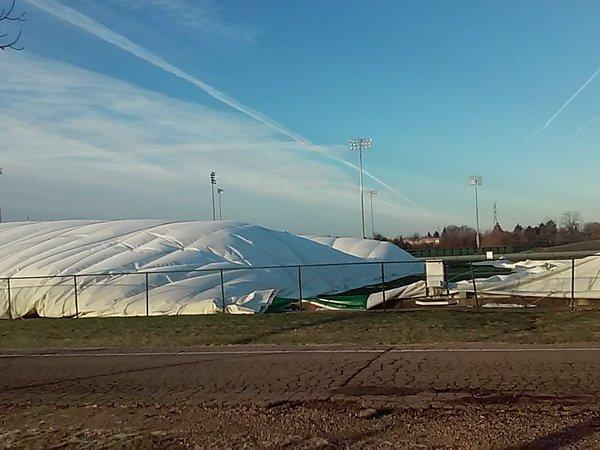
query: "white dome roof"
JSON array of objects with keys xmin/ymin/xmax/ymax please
[{"xmin": 0, "ymin": 220, "xmax": 422, "ymax": 318}]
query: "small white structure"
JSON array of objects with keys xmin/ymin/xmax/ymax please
[
  {"xmin": 0, "ymin": 220, "xmax": 423, "ymax": 318},
  {"xmin": 425, "ymin": 260, "xmax": 446, "ymax": 287}
]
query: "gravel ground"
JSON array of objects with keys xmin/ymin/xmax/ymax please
[
  {"xmin": 1, "ymin": 402, "xmax": 599, "ymax": 448},
  {"xmin": 1, "ymin": 346, "xmax": 599, "ymax": 448}
]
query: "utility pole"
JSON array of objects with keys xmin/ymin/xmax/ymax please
[
  {"xmin": 348, "ymin": 138, "xmax": 373, "ymax": 239},
  {"xmin": 364, "ymin": 189, "xmax": 378, "ymax": 238},
  {"xmin": 210, "ymin": 172, "xmax": 216, "ymax": 221},
  {"xmin": 468, "ymin": 176, "xmax": 483, "ymax": 248},
  {"xmin": 217, "ymin": 188, "xmax": 224, "ymax": 220}
]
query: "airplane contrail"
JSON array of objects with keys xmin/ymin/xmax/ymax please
[
  {"xmin": 574, "ymin": 115, "xmax": 600, "ymax": 139},
  {"xmin": 24, "ymin": 0, "xmax": 423, "ymax": 211},
  {"xmin": 527, "ymin": 65, "xmax": 600, "ymax": 141}
]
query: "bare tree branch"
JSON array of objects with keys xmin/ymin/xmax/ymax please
[
  {"xmin": 0, "ymin": 28, "xmax": 21, "ymax": 50},
  {"xmin": 0, "ymin": 0, "xmax": 25, "ymax": 21},
  {"xmin": 0, "ymin": 0, "xmax": 25, "ymax": 51}
]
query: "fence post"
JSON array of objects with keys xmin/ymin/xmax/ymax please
[
  {"xmin": 469, "ymin": 261, "xmax": 480, "ymax": 311},
  {"xmin": 220, "ymin": 269, "xmax": 226, "ymax": 314},
  {"xmin": 73, "ymin": 275, "xmax": 79, "ymax": 318},
  {"xmin": 380, "ymin": 262, "xmax": 386, "ymax": 312},
  {"xmin": 6, "ymin": 278, "xmax": 12, "ymax": 320},
  {"xmin": 145, "ymin": 272, "xmax": 150, "ymax": 317},
  {"xmin": 443, "ymin": 261, "xmax": 450, "ymax": 297},
  {"xmin": 571, "ymin": 258, "xmax": 575, "ymax": 310},
  {"xmin": 298, "ymin": 266, "xmax": 303, "ymax": 311}
]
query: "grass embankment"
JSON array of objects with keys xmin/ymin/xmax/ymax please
[{"xmin": 1, "ymin": 310, "xmax": 600, "ymax": 350}]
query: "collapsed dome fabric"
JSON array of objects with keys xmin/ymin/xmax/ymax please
[
  {"xmin": 462, "ymin": 256, "xmax": 600, "ymax": 299},
  {"xmin": 0, "ymin": 220, "xmax": 423, "ymax": 318},
  {"xmin": 303, "ymin": 236, "xmax": 409, "ymax": 260}
]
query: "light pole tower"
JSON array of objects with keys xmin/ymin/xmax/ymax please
[
  {"xmin": 468, "ymin": 176, "xmax": 483, "ymax": 248},
  {"xmin": 210, "ymin": 171, "xmax": 216, "ymax": 221},
  {"xmin": 364, "ymin": 189, "xmax": 378, "ymax": 238},
  {"xmin": 348, "ymin": 138, "xmax": 373, "ymax": 239},
  {"xmin": 217, "ymin": 188, "xmax": 224, "ymax": 220}
]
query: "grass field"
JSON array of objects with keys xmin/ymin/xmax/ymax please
[
  {"xmin": 530, "ymin": 239, "xmax": 600, "ymax": 253},
  {"xmin": 1, "ymin": 310, "xmax": 600, "ymax": 349}
]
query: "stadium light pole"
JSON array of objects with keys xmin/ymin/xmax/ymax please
[
  {"xmin": 468, "ymin": 176, "xmax": 483, "ymax": 248},
  {"xmin": 210, "ymin": 172, "xmax": 216, "ymax": 221},
  {"xmin": 349, "ymin": 138, "xmax": 373, "ymax": 239},
  {"xmin": 364, "ymin": 189, "xmax": 378, "ymax": 239},
  {"xmin": 217, "ymin": 188, "xmax": 224, "ymax": 220}
]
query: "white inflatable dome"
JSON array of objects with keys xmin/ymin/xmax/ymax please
[{"xmin": 0, "ymin": 220, "xmax": 422, "ymax": 318}]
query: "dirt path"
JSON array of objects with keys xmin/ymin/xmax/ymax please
[{"xmin": 1, "ymin": 346, "xmax": 600, "ymax": 448}]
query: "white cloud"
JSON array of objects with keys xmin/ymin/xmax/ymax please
[
  {"xmin": 110, "ymin": 0, "xmax": 260, "ymax": 43},
  {"xmin": 0, "ymin": 52, "xmax": 436, "ymax": 235},
  {"xmin": 25, "ymin": 0, "xmax": 421, "ymax": 211}
]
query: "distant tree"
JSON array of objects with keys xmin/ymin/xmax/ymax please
[
  {"xmin": 391, "ymin": 235, "xmax": 411, "ymax": 250},
  {"xmin": 372, "ymin": 233, "xmax": 388, "ymax": 242},
  {"xmin": 440, "ymin": 225, "xmax": 476, "ymax": 248},
  {"xmin": 560, "ymin": 211, "xmax": 582, "ymax": 235},
  {"xmin": 583, "ymin": 222, "xmax": 600, "ymax": 240},
  {"xmin": 537, "ymin": 220, "xmax": 558, "ymax": 246},
  {"xmin": 481, "ymin": 225, "xmax": 514, "ymax": 247},
  {"xmin": 0, "ymin": 0, "xmax": 24, "ymax": 51},
  {"xmin": 512, "ymin": 223, "xmax": 524, "ymax": 244},
  {"xmin": 385, "ymin": 213, "xmax": 598, "ymax": 251},
  {"xmin": 522, "ymin": 225, "xmax": 537, "ymax": 245}
]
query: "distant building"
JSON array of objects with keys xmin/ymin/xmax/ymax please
[{"xmin": 404, "ymin": 236, "xmax": 440, "ymax": 247}]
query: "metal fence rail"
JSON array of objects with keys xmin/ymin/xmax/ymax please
[
  {"xmin": 0, "ymin": 260, "xmax": 423, "ymax": 319},
  {"xmin": 1, "ymin": 255, "xmax": 599, "ymax": 319}
]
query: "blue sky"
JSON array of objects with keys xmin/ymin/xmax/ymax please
[{"xmin": 1, "ymin": 0, "xmax": 600, "ymax": 236}]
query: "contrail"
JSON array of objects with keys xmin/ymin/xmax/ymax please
[
  {"xmin": 24, "ymin": 0, "xmax": 422, "ymax": 211},
  {"xmin": 574, "ymin": 115, "xmax": 600, "ymax": 139},
  {"xmin": 528, "ymin": 65, "xmax": 600, "ymax": 141}
]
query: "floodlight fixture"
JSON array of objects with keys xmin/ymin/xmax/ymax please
[
  {"xmin": 468, "ymin": 175, "xmax": 483, "ymax": 186},
  {"xmin": 210, "ymin": 172, "xmax": 217, "ymax": 220},
  {"xmin": 217, "ymin": 188, "xmax": 224, "ymax": 220},
  {"xmin": 348, "ymin": 138, "xmax": 373, "ymax": 151}
]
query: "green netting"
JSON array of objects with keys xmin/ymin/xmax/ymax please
[
  {"xmin": 306, "ymin": 294, "xmax": 369, "ymax": 310},
  {"xmin": 266, "ymin": 297, "xmax": 297, "ymax": 313},
  {"xmin": 266, "ymin": 294, "xmax": 370, "ymax": 312}
]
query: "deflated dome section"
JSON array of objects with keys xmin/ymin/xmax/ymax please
[
  {"xmin": 0, "ymin": 220, "xmax": 423, "ymax": 318},
  {"xmin": 302, "ymin": 236, "xmax": 413, "ymax": 261}
]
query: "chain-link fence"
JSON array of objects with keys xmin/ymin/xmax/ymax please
[{"xmin": 1, "ymin": 255, "xmax": 599, "ymax": 319}]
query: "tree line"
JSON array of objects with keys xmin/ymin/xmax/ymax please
[{"xmin": 377, "ymin": 210, "xmax": 600, "ymax": 250}]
